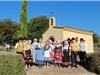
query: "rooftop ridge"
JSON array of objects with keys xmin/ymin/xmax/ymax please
[{"xmin": 53, "ymin": 26, "xmax": 93, "ymax": 35}]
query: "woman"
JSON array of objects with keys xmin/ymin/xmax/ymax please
[
  {"xmin": 48, "ymin": 39, "xmax": 55, "ymax": 64},
  {"xmin": 35, "ymin": 40, "xmax": 44, "ymax": 68},
  {"xmin": 32, "ymin": 39, "xmax": 38, "ymax": 64},
  {"xmin": 15, "ymin": 38, "xmax": 24, "ymax": 55},
  {"xmin": 62, "ymin": 40, "xmax": 70, "ymax": 67},
  {"xmin": 23, "ymin": 39, "xmax": 32, "ymax": 69},
  {"xmin": 54, "ymin": 40, "xmax": 62, "ymax": 68}
]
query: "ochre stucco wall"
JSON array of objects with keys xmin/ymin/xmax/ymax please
[
  {"xmin": 63, "ymin": 30, "xmax": 94, "ymax": 53},
  {"xmin": 42, "ymin": 27, "xmax": 94, "ymax": 53},
  {"xmin": 42, "ymin": 27, "xmax": 63, "ymax": 42}
]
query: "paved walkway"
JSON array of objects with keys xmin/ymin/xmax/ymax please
[{"xmin": 26, "ymin": 65, "xmax": 96, "ymax": 75}]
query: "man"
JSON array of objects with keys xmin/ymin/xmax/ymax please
[
  {"xmin": 79, "ymin": 38, "xmax": 87, "ymax": 65},
  {"xmin": 70, "ymin": 38, "xmax": 78, "ymax": 68}
]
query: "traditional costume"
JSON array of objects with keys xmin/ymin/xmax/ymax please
[
  {"xmin": 15, "ymin": 41, "xmax": 24, "ymax": 54},
  {"xmin": 62, "ymin": 41, "xmax": 70, "ymax": 66},
  {"xmin": 44, "ymin": 45, "xmax": 51, "ymax": 61},
  {"xmin": 79, "ymin": 40, "xmax": 87, "ymax": 64},
  {"xmin": 35, "ymin": 42, "xmax": 44, "ymax": 66},
  {"xmin": 23, "ymin": 40, "xmax": 32, "ymax": 69},
  {"xmin": 70, "ymin": 39, "xmax": 78, "ymax": 67},
  {"xmin": 49, "ymin": 44, "xmax": 55, "ymax": 62},
  {"xmin": 54, "ymin": 43, "xmax": 62, "ymax": 64},
  {"xmin": 32, "ymin": 39, "xmax": 38, "ymax": 63},
  {"xmin": 44, "ymin": 44, "xmax": 51, "ymax": 66}
]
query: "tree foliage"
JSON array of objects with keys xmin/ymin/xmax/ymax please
[
  {"xmin": 0, "ymin": 19, "xmax": 19, "ymax": 45},
  {"xmin": 0, "ymin": 16, "xmax": 49, "ymax": 45},
  {"xmin": 20, "ymin": 0, "xmax": 28, "ymax": 38},
  {"xmin": 93, "ymin": 32, "xmax": 100, "ymax": 44},
  {"xmin": 28, "ymin": 16, "xmax": 49, "ymax": 40},
  {"xmin": 0, "ymin": 16, "xmax": 100, "ymax": 46}
]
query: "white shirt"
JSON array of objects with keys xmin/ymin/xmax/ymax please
[
  {"xmin": 44, "ymin": 45, "xmax": 51, "ymax": 57},
  {"xmin": 84, "ymin": 42, "xmax": 88, "ymax": 53},
  {"xmin": 15, "ymin": 42, "xmax": 18, "ymax": 49},
  {"xmin": 44, "ymin": 50, "xmax": 50, "ymax": 57},
  {"xmin": 50, "ymin": 44, "xmax": 55, "ymax": 51},
  {"xmin": 63, "ymin": 45, "xmax": 69, "ymax": 51},
  {"xmin": 32, "ymin": 42, "xmax": 38, "ymax": 48},
  {"xmin": 79, "ymin": 42, "xmax": 88, "ymax": 53},
  {"xmin": 56, "ymin": 44, "xmax": 62, "ymax": 48}
]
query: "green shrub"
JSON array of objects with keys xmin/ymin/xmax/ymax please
[
  {"xmin": 86, "ymin": 52, "xmax": 100, "ymax": 74},
  {"xmin": 0, "ymin": 51, "xmax": 26, "ymax": 75},
  {"xmin": 0, "ymin": 46, "xmax": 4, "ymax": 51}
]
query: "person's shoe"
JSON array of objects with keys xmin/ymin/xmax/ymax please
[
  {"xmin": 67, "ymin": 65, "xmax": 71, "ymax": 69},
  {"xmin": 71, "ymin": 64, "xmax": 74, "ymax": 68},
  {"xmin": 75, "ymin": 65, "xmax": 78, "ymax": 68},
  {"xmin": 58, "ymin": 65, "xmax": 61, "ymax": 68},
  {"xmin": 28, "ymin": 67, "xmax": 32, "ymax": 69},
  {"xmin": 62, "ymin": 65, "xmax": 65, "ymax": 68},
  {"xmin": 43, "ymin": 65, "xmax": 46, "ymax": 68}
]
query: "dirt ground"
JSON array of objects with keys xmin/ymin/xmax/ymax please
[{"xmin": 26, "ymin": 65, "xmax": 96, "ymax": 75}]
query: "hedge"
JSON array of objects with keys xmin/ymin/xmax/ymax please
[
  {"xmin": 0, "ymin": 51, "xmax": 26, "ymax": 75},
  {"xmin": 85, "ymin": 52, "xmax": 100, "ymax": 74}
]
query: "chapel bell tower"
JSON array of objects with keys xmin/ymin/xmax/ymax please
[{"xmin": 49, "ymin": 17, "xmax": 56, "ymax": 27}]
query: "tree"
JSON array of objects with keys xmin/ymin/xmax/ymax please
[
  {"xmin": 0, "ymin": 19, "xmax": 19, "ymax": 45},
  {"xmin": 28, "ymin": 16, "xmax": 49, "ymax": 40},
  {"xmin": 20, "ymin": 0, "xmax": 28, "ymax": 38},
  {"xmin": 93, "ymin": 32, "xmax": 100, "ymax": 44}
]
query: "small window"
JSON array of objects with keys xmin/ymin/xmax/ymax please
[{"xmin": 51, "ymin": 18, "xmax": 53, "ymax": 25}]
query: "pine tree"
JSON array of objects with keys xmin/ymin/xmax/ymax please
[{"xmin": 20, "ymin": 0, "xmax": 28, "ymax": 38}]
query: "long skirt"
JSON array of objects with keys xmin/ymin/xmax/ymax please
[
  {"xmin": 50, "ymin": 51, "xmax": 54, "ymax": 61},
  {"xmin": 35, "ymin": 48, "xmax": 44, "ymax": 61},
  {"xmin": 54, "ymin": 48, "xmax": 62, "ymax": 63},
  {"xmin": 36, "ymin": 60, "xmax": 44, "ymax": 65},
  {"xmin": 35, "ymin": 48, "xmax": 44, "ymax": 65},
  {"xmin": 44, "ymin": 50, "xmax": 51, "ymax": 61},
  {"xmin": 32, "ymin": 47, "xmax": 36, "ymax": 63},
  {"xmin": 62, "ymin": 50, "xmax": 69, "ymax": 62},
  {"xmin": 23, "ymin": 50, "xmax": 32, "ymax": 64}
]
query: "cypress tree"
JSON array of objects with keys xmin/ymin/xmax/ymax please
[{"xmin": 20, "ymin": 0, "xmax": 28, "ymax": 38}]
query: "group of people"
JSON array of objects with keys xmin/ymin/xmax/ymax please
[{"xmin": 15, "ymin": 37, "xmax": 87, "ymax": 69}]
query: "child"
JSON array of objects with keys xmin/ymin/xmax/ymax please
[{"xmin": 44, "ymin": 41, "xmax": 51, "ymax": 67}]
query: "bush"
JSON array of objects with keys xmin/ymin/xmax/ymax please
[
  {"xmin": 85, "ymin": 52, "xmax": 100, "ymax": 74},
  {"xmin": 0, "ymin": 51, "xmax": 26, "ymax": 75},
  {"xmin": 0, "ymin": 46, "xmax": 4, "ymax": 51}
]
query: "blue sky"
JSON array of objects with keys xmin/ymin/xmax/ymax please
[{"xmin": 0, "ymin": 1, "xmax": 100, "ymax": 35}]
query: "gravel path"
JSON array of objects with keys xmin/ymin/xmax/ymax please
[{"xmin": 26, "ymin": 65, "xmax": 96, "ymax": 75}]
